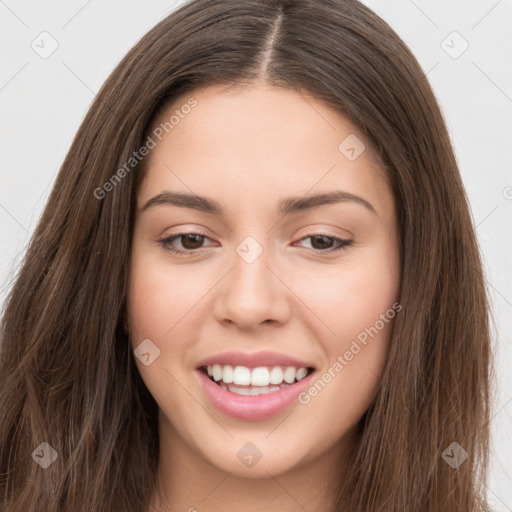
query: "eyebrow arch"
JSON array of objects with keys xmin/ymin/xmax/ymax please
[{"xmin": 141, "ymin": 190, "xmax": 376, "ymax": 216}]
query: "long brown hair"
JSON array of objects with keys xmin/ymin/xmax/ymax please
[{"xmin": 0, "ymin": 0, "xmax": 493, "ymax": 510}]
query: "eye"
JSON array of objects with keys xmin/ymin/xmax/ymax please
[
  {"xmin": 159, "ymin": 232, "xmax": 214, "ymax": 256},
  {"xmin": 158, "ymin": 232, "xmax": 353, "ymax": 257},
  {"xmin": 294, "ymin": 234, "xmax": 353, "ymax": 253}
]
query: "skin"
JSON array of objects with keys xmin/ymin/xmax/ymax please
[{"xmin": 127, "ymin": 82, "xmax": 401, "ymax": 512}]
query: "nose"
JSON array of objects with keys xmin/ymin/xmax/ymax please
[{"xmin": 213, "ymin": 241, "xmax": 291, "ymax": 330}]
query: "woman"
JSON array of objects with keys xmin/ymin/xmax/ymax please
[{"xmin": 0, "ymin": 0, "xmax": 493, "ymax": 510}]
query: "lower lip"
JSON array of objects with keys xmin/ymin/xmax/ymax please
[{"xmin": 196, "ymin": 369, "xmax": 315, "ymax": 421}]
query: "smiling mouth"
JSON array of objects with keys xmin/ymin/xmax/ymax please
[{"xmin": 199, "ymin": 364, "xmax": 315, "ymax": 396}]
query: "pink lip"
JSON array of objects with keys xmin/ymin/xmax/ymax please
[
  {"xmin": 196, "ymin": 350, "xmax": 315, "ymax": 369},
  {"xmin": 196, "ymin": 369, "xmax": 316, "ymax": 421}
]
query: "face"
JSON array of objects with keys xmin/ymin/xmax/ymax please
[{"xmin": 127, "ymin": 83, "xmax": 400, "ymax": 478}]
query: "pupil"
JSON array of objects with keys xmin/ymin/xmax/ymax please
[
  {"xmin": 312, "ymin": 235, "xmax": 331, "ymax": 250},
  {"xmin": 183, "ymin": 234, "xmax": 203, "ymax": 249}
]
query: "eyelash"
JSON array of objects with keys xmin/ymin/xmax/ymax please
[{"xmin": 158, "ymin": 231, "xmax": 353, "ymax": 257}]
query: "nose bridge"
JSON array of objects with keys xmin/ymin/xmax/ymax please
[{"xmin": 214, "ymin": 234, "xmax": 290, "ymax": 327}]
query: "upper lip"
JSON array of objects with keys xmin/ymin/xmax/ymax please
[{"xmin": 196, "ymin": 350, "xmax": 316, "ymax": 370}]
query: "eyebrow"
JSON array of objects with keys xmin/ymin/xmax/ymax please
[{"xmin": 141, "ymin": 190, "xmax": 376, "ymax": 216}]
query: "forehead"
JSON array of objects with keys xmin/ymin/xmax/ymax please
[
  {"xmin": 147, "ymin": 82, "xmax": 384, "ymax": 167},
  {"xmin": 138, "ymin": 83, "xmax": 392, "ymax": 218}
]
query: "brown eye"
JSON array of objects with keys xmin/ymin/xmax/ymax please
[
  {"xmin": 159, "ymin": 232, "xmax": 213, "ymax": 256},
  {"xmin": 179, "ymin": 234, "xmax": 206, "ymax": 250},
  {"xmin": 309, "ymin": 235, "xmax": 335, "ymax": 250},
  {"xmin": 297, "ymin": 235, "xmax": 353, "ymax": 252}
]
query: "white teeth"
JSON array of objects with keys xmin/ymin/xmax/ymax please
[
  {"xmin": 296, "ymin": 367, "xmax": 308, "ymax": 381},
  {"xmin": 251, "ymin": 367, "xmax": 270, "ymax": 386},
  {"xmin": 205, "ymin": 364, "xmax": 311, "ymax": 388},
  {"xmin": 222, "ymin": 364, "xmax": 234, "ymax": 383},
  {"xmin": 212, "ymin": 364, "xmax": 223, "ymax": 382},
  {"xmin": 269, "ymin": 366, "xmax": 284, "ymax": 385},
  {"xmin": 283, "ymin": 366, "xmax": 296, "ymax": 384},
  {"xmin": 233, "ymin": 366, "xmax": 251, "ymax": 385},
  {"xmin": 228, "ymin": 384, "xmax": 273, "ymax": 396}
]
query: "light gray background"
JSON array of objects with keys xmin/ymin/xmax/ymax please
[{"xmin": 1, "ymin": 0, "xmax": 511, "ymax": 508}]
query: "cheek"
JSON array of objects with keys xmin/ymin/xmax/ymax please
[
  {"xmin": 311, "ymin": 248, "xmax": 399, "ymax": 416},
  {"xmin": 127, "ymin": 245, "xmax": 209, "ymax": 345},
  {"xmin": 126, "ymin": 250, "xmax": 195, "ymax": 418},
  {"xmin": 294, "ymin": 243, "xmax": 400, "ymax": 350},
  {"xmin": 290, "ymin": 241, "xmax": 399, "ymax": 421}
]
